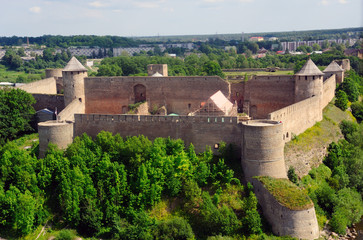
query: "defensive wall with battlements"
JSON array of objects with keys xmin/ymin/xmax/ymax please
[
  {"xmin": 74, "ymin": 114, "xmax": 242, "ymax": 154},
  {"xmin": 33, "ymin": 59, "xmax": 346, "ymax": 239},
  {"xmin": 268, "ymin": 96, "xmax": 322, "ymax": 142}
]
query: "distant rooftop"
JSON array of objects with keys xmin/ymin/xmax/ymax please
[
  {"xmin": 63, "ymin": 57, "xmax": 87, "ymax": 72},
  {"xmin": 295, "ymin": 59, "xmax": 324, "ymax": 76}
]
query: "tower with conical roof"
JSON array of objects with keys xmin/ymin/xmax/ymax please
[
  {"xmin": 294, "ymin": 59, "xmax": 324, "ymax": 103},
  {"xmin": 323, "ymin": 61, "xmax": 344, "ymax": 84},
  {"xmin": 62, "ymin": 57, "xmax": 88, "ymax": 106}
]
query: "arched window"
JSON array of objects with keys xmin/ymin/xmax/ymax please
[{"xmin": 134, "ymin": 84, "xmax": 146, "ymax": 103}]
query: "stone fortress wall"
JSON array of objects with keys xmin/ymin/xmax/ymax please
[
  {"xmin": 322, "ymin": 75, "xmax": 337, "ymax": 109},
  {"xmin": 268, "ymin": 75, "xmax": 336, "ymax": 142},
  {"xmin": 268, "ymin": 96, "xmax": 322, "ymax": 142},
  {"xmin": 32, "ymin": 94, "xmax": 65, "ymax": 112},
  {"xmin": 45, "ymin": 68, "xmax": 64, "ymax": 93},
  {"xmin": 242, "ymin": 75, "xmax": 295, "ymax": 119},
  {"xmin": 84, "ymin": 76, "xmax": 230, "ymax": 116},
  {"xmin": 58, "ymin": 99, "xmax": 85, "ymax": 122},
  {"xmin": 252, "ymin": 179, "xmax": 319, "ymax": 239},
  {"xmin": 32, "ymin": 58, "xmax": 347, "ymax": 240},
  {"xmin": 17, "ymin": 77, "xmax": 57, "ymax": 94},
  {"xmin": 74, "ymin": 114, "xmax": 241, "ymax": 154}
]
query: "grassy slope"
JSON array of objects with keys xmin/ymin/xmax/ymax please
[
  {"xmin": 0, "ymin": 64, "xmax": 43, "ymax": 83},
  {"xmin": 255, "ymin": 176, "xmax": 313, "ymax": 211},
  {"xmin": 284, "ymin": 101, "xmax": 356, "ymax": 177}
]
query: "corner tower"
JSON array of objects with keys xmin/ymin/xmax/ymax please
[
  {"xmin": 294, "ymin": 59, "xmax": 324, "ymax": 103},
  {"xmin": 242, "ymin": 120, "xmax": 287, "ymax": 181},
  {"xmin": 323, "ymin": 61, "xmax": 344, "ymax": 84},
  {"xmin": 62, "ymin": 57, "xmax": 88, "ymax": 106}
]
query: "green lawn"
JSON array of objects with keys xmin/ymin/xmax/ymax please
[{"xmin": 0, "ymin": 64, "xmax": 43, "ymax": 83}]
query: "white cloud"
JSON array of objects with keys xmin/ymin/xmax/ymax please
[
  {"xmin": 29, "ymin": 6, "xmax": 42, "ymax": 13},
  {"xmin": 338, "ymin": 0, "xmax": 348, "ymax": 4},
  {"xmin": 89, "ymin": 1, "xmax": 107, "ymax": 7},
  {"xmin": 321, "ymin": 0, "xmax": 329, "ymax": 5}
]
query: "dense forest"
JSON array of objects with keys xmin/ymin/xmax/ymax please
[
  {"xmin": 0, "ymin": 35, "xmax": 141, "ymax": 48},
  {"xmin": 0, "ymin": 68, "xmax": 362, "ymax": 238},
  {"xmin": 118, "ymin": 27, "xmax": 363, "ymax": 42},
  {"xmin": 0, "ymin": 131, "xmax": 271, "ymax": 239},
  {"xmin": 94, "ymin": 47, "xmax": 362, "ymax": 77}
]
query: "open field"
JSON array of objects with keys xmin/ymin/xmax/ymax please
[{"xmin": 0, "ymin": 64, "xmax": 43, "ymax": 83}]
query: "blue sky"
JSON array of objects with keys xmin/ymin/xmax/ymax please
[{"xmin": 0, "ymin": 0, "xmax": 362, "ymax": 37}]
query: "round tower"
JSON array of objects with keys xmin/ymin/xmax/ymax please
[
  {"xmin": 294, "ymin": 59, "xmax": 324, "ymax": 103},
  {"xmin": 242, "ymin": 120, "xmax": 287, "ymax": 181},
  {"xmin": 38, "ymin": 120, "xmax": 74, "ymax": 158},
  {"xmin": 62, "ymin": 57, "xmax": 88, "ymax": 106},
  {"xmin": 45, "ymin": 68, "xmax": 63, "ymax": 79}
]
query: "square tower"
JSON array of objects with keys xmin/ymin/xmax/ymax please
[{"xmin": 147, "ymin": 64, "xmax": 168, "ymax": 76}]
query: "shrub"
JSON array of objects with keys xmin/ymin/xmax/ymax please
[
  {"xmin": 339, "ymin": 120, "xmax": 359, "ymax": 139},
  {"xmin": 154, "ymin": 217, "xmax": 195, "ymax": 240},
  {"xmin": 334, "ymin": 90, "xmax": 348, "ymax": 111},
  {"xmin": 351, "ymin": 101, "xmax": 363, "ymax": 122},
  {"xmin": 56, "ymin": 229, "xmax": 74, "ymax": 240},
  {"xmin": 287, "ymin": 166, "xmax": 299, "ymax": 184}
]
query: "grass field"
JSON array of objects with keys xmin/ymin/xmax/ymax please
[{"xmin": 0, "ymin": 64, "xmax": 43, "ymax": 83}]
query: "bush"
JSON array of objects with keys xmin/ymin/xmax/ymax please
[
  {"xmin": 335, "ymin": 90, "xmax": 348, "ymax": 111},
  {"xmin": 154, "ymin": 217, "xmax": 194, "ymax": 240},
  {"xmin": 339, "ymin": 120, "xmax": 359, "ymax": 139},
  {"xmin": 287, "ymin": 166, "xmax": 299, "ymax": 184},
  {"xmin": 56, "ymin": 229, "xmax": 74, "ymax": 240},
  {"xmin": 351, "ymin": 101, "xmax": 363, "ymax": 122}
]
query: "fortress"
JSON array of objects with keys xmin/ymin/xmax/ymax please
[{"xmin": 19, "ymin": 57, "xmax": 348, "ymax": 239}]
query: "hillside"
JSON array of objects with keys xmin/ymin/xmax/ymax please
[{"xmin": 284, "ymin": 101, "xmax": 356, "ymax": 177}]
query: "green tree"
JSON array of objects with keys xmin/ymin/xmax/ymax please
[
  {"xmin": 202, "ymin": 61, "xmax": 225, "ymax": 78},
  {"xmin": 312, "ymin": 43, "xmax": 321, "ymax": 51},
  {"xmin": 0, "ymin": 88, "xmax": 36, "ymax": 144},
  {"xmin": 340, "ymin": 78, "xmax": 359, "ymax": 102},
  {"xmin": 351, "ymin": 101, "xmax": 363, "ymax": 122},
  {"xmin": 154, "ymin": 217, "xmax": 194, "ymax": 240},
  {"xmin": 335, "ymin": 90, "xmax": 349, "ymax": 111}
]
